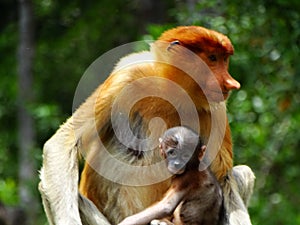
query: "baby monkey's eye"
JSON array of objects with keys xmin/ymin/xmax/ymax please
[{"xmin": 167, "ymin": 149, "xmax": 177, "ymax": 157}]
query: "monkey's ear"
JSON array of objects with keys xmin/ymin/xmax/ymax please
[
  {"xmin": 159, "ymin": 148, "xmax": 166, "ymax": 158},
  {"xmin": 198, "ymin": 145, "xmax": 207, "ymax": 161},
  {"xmin": 158, "ymin": 138, "xmax": 163, "ymax": 149},
  {"xmin": 160, "ymin": 150, "xmax": 166, "ymax": 158},
  {"xmin": 158, "ymin": 138, "xmax": 164, "ymax": 157},
  {"xmin": 167, "ymin": 40, "xmax": 181, "ymax": 51}
]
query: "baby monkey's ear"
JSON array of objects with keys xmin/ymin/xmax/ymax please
[
  {"xmin": 158, "ymin": 138, "xmax": 163, "ymax": 149},
  {"xmin": 159, "ymin": 137, "xmax": 163, "ymax": 144},
  {"xmin": 158, "ymin": 138, "xmax": 165, "ymax": 158},
  {"xmin": 198, "ymin": 145, "xmax": 207, "ymax": 161}
]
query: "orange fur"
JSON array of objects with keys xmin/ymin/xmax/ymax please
[{"xmin": 158, "ymin": 26, "xmax": 234, "ymax": 55}]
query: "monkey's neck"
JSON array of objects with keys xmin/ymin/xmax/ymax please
[
  {"xmin": 172, "ymin": 168, "xmax": 210, "ymax": 187},
  {"xmin": 153, "ymin": 64, "xmax": 226, "ymax": 112}
]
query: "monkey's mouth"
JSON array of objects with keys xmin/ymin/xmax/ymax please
[
  {"xmin": 168, "ymin": 166, "xmax": 185, "ymax": 175},
  {"xmin": 206, "ymin": 90, "xmax": 229, "ymax": 102},
  {"xmin": 222, "ymin": 91, "xmax": 229, "ymax": 99}
]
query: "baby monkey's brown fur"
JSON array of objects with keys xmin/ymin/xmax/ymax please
[{"xmin": 119, "ymin": 126, "xmax": 222, "ymax": 225}]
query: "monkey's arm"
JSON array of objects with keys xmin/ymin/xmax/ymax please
[
  {"xmin": 39, "ymin": 86, "xmax": 111, "ymax": 225},
  {"xmin": 79, "ymin": 193, "xmax": 111, "ymax": 225},
  {"xmin": 221, "ymin": 165, "xmax": 255, "ymax": 225},
  {"xmin": 38, "ymin": 68, "xmax": 138, "ymax": 225},
  {"xmin": 39, "ymin": 62, "xmax": 153, "ymax": 225},
  {"xmin": 118, "ymin": 188, "xmax": 185, "ymax": 225}
]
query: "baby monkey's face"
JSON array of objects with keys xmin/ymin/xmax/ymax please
[
  {"xmin": 158, "ymin": 126, "xmax": 206, "ymax": 175},
  {"xmin": 160, "ymin": 145, "xmax": 194, "ymax": 175}
]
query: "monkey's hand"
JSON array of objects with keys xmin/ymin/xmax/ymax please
[
  {"xmin": 118, "ymin": 215, "xmax": 144, "ymax": 225},
  {"xmin": 151, "ymin": 219, "xmax": 173, "ymax": 225},
  {"xmin": 117, "ymin": 218, "xmax": 133, "ymax": 225}
]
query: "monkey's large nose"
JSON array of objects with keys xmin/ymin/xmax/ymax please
[{"xmin": 224, "ymin": 77, "xmax": 240, "ymax": 91}]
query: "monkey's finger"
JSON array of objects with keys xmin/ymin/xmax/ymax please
[
  {"xmin": 150, "ymin": 220, "xmax": 169, "ymax": 225},
  {"xmin": 150, "ymin": 220, "xmax": 160, "ymax": 225}
]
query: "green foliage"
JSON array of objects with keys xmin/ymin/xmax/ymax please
[
  {"xmin": 0, "ymin": 19, "xmax": 18, "ymax": 185},
  {"xmin": 0, "ymin": 0, "xmax": 144, "ymax": 221},
  {"xmin": 33, "ymin": 0, "xmax": 141, "ymax": 114},
  {"xmin": 0, "ymin": 179, "xmax": 18, "ymax": 205}
]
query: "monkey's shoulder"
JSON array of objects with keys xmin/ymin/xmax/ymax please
[{"xmin": 113, "ymin": 51, "xmax": 154, "ymax": 73}]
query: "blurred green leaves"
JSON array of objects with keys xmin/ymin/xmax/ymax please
[{"xmin": 0, "ymin": 179, "xmax": 18, "ymax": 205}]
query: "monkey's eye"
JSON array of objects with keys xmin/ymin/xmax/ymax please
[
  {"xmin": 208, "ymin": 54, "xmax": 217, "ymax": 62},
  {"xmin": 167, "ymin": 40, "xmax": 181, "ymax": 51},
  {"xmin": 167, "ymin": 149, "xmax": 177, "ymax": 157},
  {"xmin": 170, "ymin": 40, "xmax": 180, "ymax": 46}
]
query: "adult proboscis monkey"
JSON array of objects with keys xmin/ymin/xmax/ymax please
[{"xmin": 39, "ymin": 26, "xmax": 255, "ymax": 225}]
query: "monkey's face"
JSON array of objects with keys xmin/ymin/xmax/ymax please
[
  {"xmin": 197, "ymin": 51, "xmax": 240, "ymax": 102},
  {"xmin": 155, "ymin": 26, "xmax": 240, "ymax": 104},
  {"xmin": 164, "ymin": 147, "xmax": 192, "ymax": 175}
]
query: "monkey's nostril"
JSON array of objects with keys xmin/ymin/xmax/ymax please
[{"xmin": 174, "ymin": 161, "xmax": 180, "ymax": 166}]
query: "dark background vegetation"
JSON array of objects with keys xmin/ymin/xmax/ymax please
[{"xmin": 0, "ymin": 0, "xmax": 299, "ymax": 224}]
